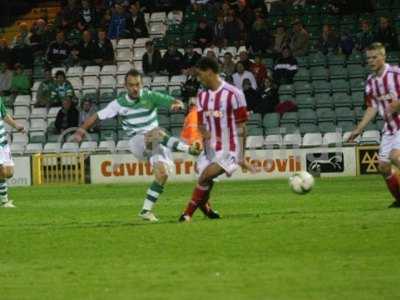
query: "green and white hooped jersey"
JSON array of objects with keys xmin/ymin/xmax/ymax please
[
  {"xmin": 0, "ymin": 98, "xmax": 8, "ymax": 147},
  {"xmin": 97, "ymin": 90, "xmax": 174, "ymax": 136}
]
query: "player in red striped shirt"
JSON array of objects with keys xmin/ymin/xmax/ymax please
[
  {"xmin": 179, "ymin": 57, "xmax": 249, "ymax": 222},
  {"xmin": 348, "ymin": 43, "xmax": 400, "ymax": 207}
]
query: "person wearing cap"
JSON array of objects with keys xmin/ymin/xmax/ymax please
[
  {"xmin": 142, "ymin": 40, "xmax": 162, "ymax": 76},
  {"xmin": 289, "ymin": 19, "xmax": 310, "ymax": 57}
]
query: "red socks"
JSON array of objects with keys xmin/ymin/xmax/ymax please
[
  {"xmin": 184, "ymin": 185, "xmax": 210, "ymax": 217},
  {"xmin": 385, "ymin": 173, "xmax": 400, "ymax": 202}
]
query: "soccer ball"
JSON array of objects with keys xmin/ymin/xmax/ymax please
[{"xmin": 289, "ymin": 171, "xmax": 315, "ymax": 194}]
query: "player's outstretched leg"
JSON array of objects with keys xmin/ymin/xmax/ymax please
[
  {"xmin": 198, "ymin": 182, "xmax": 220, "ymax": 219},
  {"xmin": 0, "ymin": 166, "xmax": 14, "ymax": 208},
  {"xmin": 179, "ymin": 163, "xmax": 225, "ymax": 222},
  {"xmin": 146, "ymin": 128, "xmax": 201, "ymax": 156},
  {"xmin": 139, "ymin": 162, "xmax": 168, "ymax": 221}
]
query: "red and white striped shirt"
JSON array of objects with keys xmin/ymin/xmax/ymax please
[
  {"xmin": 365, "ymin": 63, "xmax": 400, "ymax": 134},
  {"xmin": 197, "ymin": 80, "xmax": 248, "ymax": 154}
]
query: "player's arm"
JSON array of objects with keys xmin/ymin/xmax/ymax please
[
  {"xmin": 150, "ymin": 90, "xmax": 185, "ymax": 112},
  {"xmin": 4, "ymin": 115, "xmax": 25, "ymax": 133},
  {"xmin": 348, "ymin": 106, "xmax": 378, "ymax": 142}
]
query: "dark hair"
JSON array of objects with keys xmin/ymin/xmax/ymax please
[
  {"xmin": 125, "ymin": 69, "xmax": 142, "ymax": 82},
  {"xmin": 145, "ymin": 40, "xmax": 153, "ymax": 47},
  {"xmin": 196, "ymin": 57, "xmax": 219, "ymax": 74},
  {"xmin": 55, "ymin": 70, "xmax": 66, "ymax": 78}
]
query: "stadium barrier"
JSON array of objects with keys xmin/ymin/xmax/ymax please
[
  {"xmin": 89, "ymin": 147, "xmax": 357, "ymax": 183},
  {"xmin": 32, "ymin": 153, "xmax": 86, "ymax": 185}
]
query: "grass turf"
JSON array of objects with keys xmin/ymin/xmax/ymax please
[{"xmin": 1, "ymin": 176, "xmax": 400, "ymax": 300}]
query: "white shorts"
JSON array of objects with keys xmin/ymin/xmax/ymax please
[
  {"xmin": 0, "ymin": 144, "xmax": 14, "ymax": 167},
  {"xmin": 379, "ymin": 131, "xmax": 400, "ymax": 162},
  {"xmin": 196, "ymin": 150, "xmax": 239, "ymax": 177},
  {"xmin": 128, "ymin": 134, "xmax": 174, "ymax": 170}
]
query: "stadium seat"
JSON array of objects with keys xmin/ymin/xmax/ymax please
[
  {"xmin": 323, "ymin": 132, "xmax": 342, "ymax": 146},
  {"xmin": 152, "ymin": 76, "xmax": 169, "ymax": 87},
  {"xmin": 150, "ymin": 22, "xmax": 167, "ymax": 37},
  {"xmin": 220, "ymin": 46, "xmax": 237, "ymax": 58},
  {"xmin": 326, "ymin": 53, "xmax": 346, "ymax": 66},
  {"xmin": 335, "ymin": 107, "xmax": 354, "ymax": 122},
  {"xmin": 14, "ymin": 95, "xmax": 31, "ymax": 107},
  {"xmin": 283, "ymin": 133, "xmax": 302, "ymax": 147},
  {"xmin": 83, "ymin": 77, "xmax": 99, "ymax": 90},
  {"xmin": 313, "ymin": 80, "xmax": 331, "ymax": 94},
  {"xmin": 51, "ymin": 67, "xmax": 66, "ymax": 76},
  {"xmin": 30, "ymin": 107, "xmax": 47, "ymax": 119},
  {"xmin": 308, "ymin": 52, "xmax": 327, "ymax": 67},
  {"xmin": 347, "ymin": 51, "xmax": 364, "ymax": 65},
  {"xmin": 263, "ymin": 113, "xmax": 280, "ymax": 129},
  {"xmin": 10, "ymin": 143, "xmax": 25, "ymax": 155},
  {"xmin": 248, "ymin": 113, "xmax": 262, "ymax": 126},
  {"xmin": 299, "ymin": 123, "xmax": 319, "ymax": 134},
  {"xmin": 343, "ymin": 131, "xmax": 360, "ymax": 143},
  {"xmin": 67, "ymin": 66, "xmax": 83, "ymax": 78},
  {"xmin": 319, "ymin": 122, "xmax": 337, "ymax": 134},
  {"xmin": 264, "ymin": 134, "xmax": 282, "ymax": 148},
  {"xmin": 302, "ymin": 133, "xmax": 323, "ymax": 147},
  {"xmin": 329, "ymin": 65, "xmax": 348, "ymax": 80},
  {"xmin": 29, "ymin": 131, "xmax": 46, "ymax": 144},
  {"xmin": 100, "ymin": 65, "xmax": 117, "ymax": 76},
  {"xmin": 98, "ymin": 140, "xmax": 115, "ymax": 152},
  {"xmin": 354, "ymin": 106, "xmax": 365, "ymax": 121},
  {"xmin": 360, "ymin": 130, "xmax": 380, "ymax": 144},
  {"xmin": 296, "ymin": 56, "xmax": 308, "ymax": 68},
  {"xmin": 280, "ymin": 124, "xmax": 299, "ymax": 134},
  {"xmin": 117, "ymin": 63, "xmax": 133, "ymax": 75},
  {"xmin": 100, "ymin": 76, "xmax": 116, "ymax": 89},
  {"xmin": 116, "ymin": 49, "xmax": 133, "ymax": 62},
  {"xmin": 310, "ymin": 66, "xmax": 328, "ymax": 80},
  {"xmin": 296, "ymin": 95, "xmax": 315, "ymax": 109},
  {"xmin": 13, "ymin": 106, "xmax": 30, "ymax": 119},
  {"xmin": 331, "ymin": 79, "xmax": 350, "ymax": 93},
  {"xmin": 62, "ymin": 142, "xmax": 79, "ymax": 152},
  {"xmin": 30, "ymin": 119, "xmax": 47, "ymax": 132},
  {"xmin": 247, "ymin": 126, "xmax": 263, "ymax": 136},
  {"xmin": 332, "ymin": 93, "xmax": 352, "ymax": 108},
  {"xmin": 280, "ymin": 112, "xmax": 298, "ymax": 125},
  {"xmin": 133, "ymin": 47, "xmax": 146, "ymax": 61},
  {"xmin": 25, "ymin": 143, "xmax": 43, "ymax": 153},
  {"xmin": 134, "ymin": 38, "xmax": 151, "ymax": 48},
  {"xmin": 69, "ymin": 77, "xmax": 82, "ymax": 91},
  {"xmin": 298, "ymin": 109, "xmax": 317, "ymax": 124},
  {"xmin": 316, "ymin": 108, "xmax": 335, "ymax": 122},
  {"xmin": 31, "ymin": 81, "xmax": 41, "ymax": 92},
  {"xmin": 169, "ymin": 75, "xmax": 186, "ymax": 86},
  {"xmin": 278, "ymin": 84, "xmax": 294, "ymax": 97},
  {"xmin": 350, "ymin": 78, "xmax": 364, "ymax": 92},
  {"xmin": 116, "ymin": 140, "xmax": 130, "ymax": 152},
  {"xmin": 246, "ymin": 136, "xmax": 264, "ymax": 149},
  {"xmin": 293, "ymin": 68, "xmax": 310, "ymax": 81},
  {"xmin": 84, "ymin": 66, "xmax": 101, "ymax": 77},
  {"xmin": 337, "ymin": 121, "xmax": 355, "ymax": 132},
  {"xmin": 12, "ymin": 133, "xmax": 28, "ymax": 145},
  {"xmin": 142, "ymin": 76, "xmax": 152, "ymax": 87},
  {"xmin": 347, "ymin": 65, "xmax": 366, "ymax": 79},
  {"xmin": 150, "ymin": 12, "xmax": 166, "ymax": 23},
  {"xmin": 80, "ymin": 141, "xmax": 98, "ymax": 152},
  {"xmin": 13, "ymin": 120, "xmax": 29, "ymax": 132},
  {"xmin": 315, "ymin": 93, "xmax": 333, "ymax": 109},
  {"xmin": 351, "ymin": 92, "xmax": 364, "ymax": 107},
  {"xmin": 43, "ymin": 142, "xmax": 61, "ymax": 153},
  {"xmin": 100, "ymin": 129, "xmax": 116, "ymax": 141},
  {"xmin": 169, "ymin": 113, "xmax": 185, "ymax": 126},
  {"xmin": 117, "ymin": 38, "xmax": 134, "ymax": 49},
  {"xmin": 294, "ymin": 82, "xmax": 313, "ymax": 95}
]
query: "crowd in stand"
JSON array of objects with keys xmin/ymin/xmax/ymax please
[{"xmin": 0, "ymin": 0, "xmax": 399, "ymax": 132}]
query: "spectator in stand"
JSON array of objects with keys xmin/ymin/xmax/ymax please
[
  {"xmin": 0, "ymin": 63, "xmax": 13, "ymax": 96},
  {"xmin": 205, "ymin": 49, "xmax": 220, "ymax": 64},
  {"xmin": 258, "ymin": 76, "xmax": 279, "ymax": 114},
  {"xmin": 213, "ymin": 15, "xmax": 226, "ymax": 47},
  {"xmin": 220, "ymin": 52, "xmax": 236, "ymax": 77},
  {"xmin": 339, "ymin": 31, "xmax": 354, "ymax": 56},
  {"xmin": 94, "ymin": 28, "xmax": 115, "ymax": 65},
  {"xmin": 125, "ymin": 3, "xmax": 149, "ymax": 39},
  {"xmin": 167, "ymin": 9, "xmax": 183, "ymax": 25},
  {"xmin": 248, "ymin": 14, "xmax": 272, "ymax": 56},
  {"xmin": 181, "ymin": 66, "xmax": 200, "ymax": 103},
  {"xmin": 355, "ymin": 20, "xmax": 374, "ymax": 51},
  {"xmin": 224, "ymin": 10, "xmax": 244, "ymax": 47},
  {"xmin": 250, "ymin": 54, "xmax": 267, "ymax": 87},
  {"xmin": 242, "ymin": 78, "xmax": 261, "ymax": 113},
  {"xmin": 77, "ymin": 0, "xmax": 98, "ymax": 31},
  {"xmin": 79, "ymin": 98, "xmax": 99, "ymax": 132},
  {"xmin": 316, "ymin": 24, "xmax": 339, "ymax": 55},
  {"xmin": 49, "ymin": 70, "xmax": 75, "ymax": 107},
  {"xmin": 374, "ymin": 17, "xmax": 399, "ymax": 51},
  {"xmin": 161, "ymin": 43, "xmax": 184, "ymax": 76},
  {"xmin": 73, "ymin": 30, "xmax": 98, "ymax": 66},
  {"xmin": 273, "ymin": 46, "xmax": 298, "ymax": 85},
  {"xmin": 182, "ymin": 42, "xmax": 201, "ymax": 71},
  {"xmin": 238, "ymin": 50, "xmax": 253, "ymax": 70},
  {"xmin": 289, "ymin": 19, "xmax": 310, "ymax": 57},
  {"xmin": 272, "ymin": 23, "xmax": 289, "ymax": 57},
  {"xmin": 142, "ymin": 40, "xmax": 162, "ymax": 76},
  {"xmin": 35, "ymin": 68, "xmax": 55, "ymax": 108},
  {"xmin": 57, "ymin": 0, "xmax": 80, "ymax": 33},
  {"xmin": 10, "ymin": 63, "xmax": 30, "ymax": 98},
  {"xmin": 237, "ymin": 0, "xmax": 255, "ymax": 35},
  {"xmin": 55, "ymin": 96, "xmax": 79, "ymax": 134},
  {"xmin": 11, "ymin": 22, "xmax": 33, "ymax": 70},
  {"xmin": 232, "ymin": 61, "xmax": 257, "ymax": 90},
  {"xmin": 0, "ymin": 39, "xmax": 13, "ymax": 67},
  {"xmin": 108, "ymin": 2, "xmax": 128, "ymax": 39},
  {"xmin": 30, "ymin": 19, "xmax": 53, "ymax": 56},
  {"xmin": 46, "ymin": 31, "xmax": 71, "ymax": 67},
  {"xmin": 194, "ymin": 18, "xmax": 213, "ymax": 49}
]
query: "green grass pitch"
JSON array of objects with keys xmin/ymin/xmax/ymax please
[{"xmin": 1, "ymin": 176, "xmax": 400, "ymax": 300}]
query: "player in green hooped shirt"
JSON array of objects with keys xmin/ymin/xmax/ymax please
[
  {"xmin": 75, "ymin": 69, "xmax": 201, "ymax": 221},
  {"xmin": 0, "ymin": 96, "xmax": 26, "ymax": 208}
]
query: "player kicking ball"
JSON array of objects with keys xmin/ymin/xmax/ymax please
[
  {"xmin": 75, "ymin": 69, "xmax": 201, "ymax": 221},
  {"xmin": 0, "ymin": 96, "xmax": 25, "ymax": 208},
  {"xmin": 348, "ymin": 42, "xmax": 400, "ymax": 208},
  {"xmin": 179, "ymin": 57, "xmax": 249, "ymax": 222}
]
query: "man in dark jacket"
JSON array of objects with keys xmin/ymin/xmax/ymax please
[
  {"xmin": 55, "ymin": 96, "xmax": 79, "ymax": 134},
  {"xmin": 273, "ymin": 47, "xmax": 298, "ymax": 85},
  {"xmin": 142, "ymin": 40, "xmax": 162, "ymax": 75},
  {"xmin": 95, "ymin": 28, "xmax": 115, "ymax": 65},
  {"xmin": 74, "ymin": 30, "xmax": 98, "ymax": 66},
  {"xmin": 46, "ymin": 31, "xmax": 71, "ymax": 67},
  {"xmin": 374, "ymin": 17, "xmax": 399, "ymax": 51},
  {"xmin": 182, "ymin": 42, "xmax": 201, "ymax": 71},
  {"xmin": 161, "ymin": 43, "xmax": 184, "ymax": 76},
  {"xmin": 125, "ymin": 3, "xmax": 149, "ymax": 39}
]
